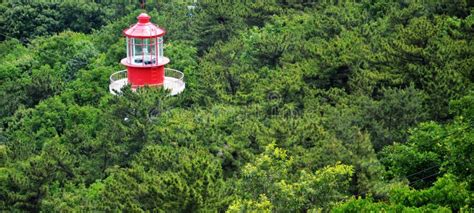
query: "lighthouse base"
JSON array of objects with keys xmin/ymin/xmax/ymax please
[{"xmin": 109, "ymin": 69, "xmax": 185, "ymax": 96}]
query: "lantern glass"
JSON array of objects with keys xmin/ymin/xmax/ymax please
[
  {"xmin": 158, "ymin": 37, "xmax": 164, "ymax": 57},
  {"xmin": 127, "ymin": 37, "xmax": 160, "ymax": 65}
]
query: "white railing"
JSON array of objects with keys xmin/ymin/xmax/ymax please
[
  {"xmin": 165, "ymin": 68, "xmax": 184, "ymax": 81},
  {"xmin": 163, "ymin": 68, "xmax": 185, "ymax": 95},
  {"xmin": 110, "ymin": 70, "xmax": 127, "ymax": 83},
  {"xmin": 109, "ymin": 69, "xmax": 184, "ymax": 84},
  {"xmin": 109, "ymin": 68, "xmax": 185, "ymax": 95}
]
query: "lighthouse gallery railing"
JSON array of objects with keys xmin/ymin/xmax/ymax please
[{"xmin": 109, "ymin": 68, "xmax": 184, "ymax": 85}]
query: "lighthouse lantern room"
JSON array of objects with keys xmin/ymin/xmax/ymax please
[{"xmin": 109, "ymin": 13, "xmax": 185, "ymax": 95}]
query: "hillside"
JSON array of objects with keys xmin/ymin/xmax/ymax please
[{"xmin": 0, "ymin": 1, "xmax": 473, "ymax": 212}]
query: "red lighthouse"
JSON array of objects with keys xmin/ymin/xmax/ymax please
[{"xmin": 109, "ymin": 13, "xmax": 185, "ymax": 95}]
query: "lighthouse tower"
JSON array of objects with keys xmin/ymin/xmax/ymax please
[{"xmin": 109, "ymin": 13, "xmax": 185, "ymax": 95}]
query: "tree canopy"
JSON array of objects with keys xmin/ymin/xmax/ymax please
[{"xmin": 0, "ymin": 1, "xmax": 473, "ymax": 212}]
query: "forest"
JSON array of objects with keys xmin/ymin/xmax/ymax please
[{"xmin": 0, "ymin": 0, "xmax": 473, "ymax": 212}]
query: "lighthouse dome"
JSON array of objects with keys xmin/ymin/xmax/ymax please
[{"xmin": 123, "ymin": 13, "xmax": 166, "ymax": 38}]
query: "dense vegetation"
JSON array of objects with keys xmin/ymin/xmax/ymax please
[{"xmin": 1, "ymin": 1, "xmax": 473, "ymax": 212}]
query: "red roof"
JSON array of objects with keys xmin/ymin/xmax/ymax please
[{"xmin": 123, "ymin": 13, "xmax": 166, "ymax": 38}]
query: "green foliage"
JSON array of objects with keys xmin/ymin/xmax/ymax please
[
  {"xmin": 389, "ymin": 174, "xmax": 472, "ymax": 211},
  {"xmin": 234, "ymin": 143, "xmax": 354, "ymax": 211},
  {"xmin": 193, "ymin": 1, "xmax": 248, "ymax": 53},
  {"xmin": 360, "ymin": 86, "xmax": 428, "ymax": 150},
  {"xmin": 99, "ymin": 145, "xmax": 226, "ymax": 211},
  {"xmin": 0, "ymin": 2, "xmax": 60, "ymax": 42},
  {"xmin": 0, "ymin": 1, "xmax": 473, "ymax": 212},
  {"xmin": 0, "ymin": 39, "xmax": 35, "ymax": 121},
  {"xmin": 41, "ymin": 145, "xmax": 228, "ymax": 212},
  {"xmin": 334, "ymin": 173, "xmax": 472, "ymax": 211},
  {"xmin": 382, "ymin": 15, "xmax": 473, "ymax": 120},
  {"xmin": 58, "ymin": 2, "xmax": 113, "ymax": 34},
  {"xmin": 227, "ymin": 194, "xmax": 273, "ymax": 213},
  {"xmin": 450, "ymin": 91, "xmax": 474, "ymax": 125},
  {"xmin": 0, "ymin": 1, "xmax": 115, "ymax": 42},
  {"xmin": 32, "ymin": 31, "xmax": 97, "ymax": 81},
  {"xmin": 41, "ymin": 181, "xmax": 105, "ymax": 211},
  {"xmin": 333, "ymin": 197, "xmax": 451, "ymax": 212},
  {"xmin": 381, "ymin": 94, "xmax": 474, "ymax": 189},
  {"xmin": 0, "ymin": 32, "xmax": 97, "ymax": 124}
]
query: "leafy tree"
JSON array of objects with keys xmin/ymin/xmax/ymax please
[
  {"xmin": 0, "ymin": 39, "xmax": 36, "ymax": 122},
  {"xmin": 227, "ymin": 194, "xmax": 273, "ymax": 213},
  {"xmin": 193, "ymin": 1, "xmax": 248, "ymax": 53},
  {"xmin": 58, "ymin": 2, "xmax": 113, "ymax": 34},
  {"xmin": 26, "ymin": 65, "xmax": 64, "ymax": 105},
  {"xmin": 333, "ymin": 197, "xmax": 451, "ymax": 212},
  {"xmin": 381, "ymin": 93, "xmax": 474, "ymax": 189},
  {"xmin": 0, "ymin": 32, "xmax": 98, "ymax": 125},
  {"xmin": 0, "ymin": 1, "xmax": 120, "ymax": 42},
  {"xmin": 0, "ymin": 2, "xmax": 60, "ymax": 42},
  {"xmin": 389, "ymin": 174, "xmax": 472, "ymax": 211},
  {"xmin": 44, "ymin": 145, "xmax": 229, "ymax": 212},
  {"xmin": 382, "ymin": 15, "xmax": 473, "ymax": 120},
  {"xmin": 234, "ymin": 143, "xmax": 354, "ymax": 211},
  {"xmin": 32, "ymin": 31, "xmax": 98, "ymax": 81},
  {"xmin": 334, "ymin": 173, "xmax": 472, "ymax": 212},
  {"xmin": 360, "ymin": 86, "xmax": 428, "ymax": 150},
  {"xmin": 2, "ymin": 138, "xmax": 76, "ymax": 211}
]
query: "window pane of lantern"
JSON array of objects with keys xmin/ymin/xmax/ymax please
[
  {"xmin": 134, "ymin": 38, "xmax": 144, "ymax": 56},
  {"xmin": 159, "ymin": 38, "xmax": 164, "ymax": 57},
  {"xmin": 150, "ymin": 43, "xmax": 156, "ymax": 56},
  {"xmin": 126, "ymin": 37, "xmax": 130, "ymax": 63},
  {"xmin": 130, "ymin": 38, "xmax": 160, "ymax": 65},
  {"xmin": 143, "ymin": 39, "xmax": 150, "ymax": 55},
  {"xmin": 150, "ymin": 38, "xmax": 157, "ymax": 64}
]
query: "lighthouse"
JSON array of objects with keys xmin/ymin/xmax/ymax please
[{"xmin": 109, "ymin": 13, "xmax": 185, "ymax": 95}]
